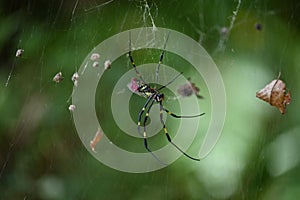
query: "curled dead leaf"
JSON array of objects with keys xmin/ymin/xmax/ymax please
[{"xmin": 256, "ymin": 75, "xmax": 291, "ymax": 114}]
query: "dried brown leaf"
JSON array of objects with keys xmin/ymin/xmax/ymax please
[{"xmin": 256, "ymin": 77, "xmax": 291, "ymax": 114}]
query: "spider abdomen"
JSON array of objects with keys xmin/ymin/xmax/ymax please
[
  {"xmin": 137, "ymin": 84, "xmax": 164, "ymax": 102},
  {"xmin": 138, "ymin": 84, "xmax": 155, "ymax": 95}
]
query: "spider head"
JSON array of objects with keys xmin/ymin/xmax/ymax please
[{"xmin": 155, "ymin": 93, "xmax": 164, "ymax": 102}]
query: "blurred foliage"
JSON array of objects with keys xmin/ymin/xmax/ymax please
[{"xmin": 0, "ymin": 0, "xmax": 300, "ymax": 199}]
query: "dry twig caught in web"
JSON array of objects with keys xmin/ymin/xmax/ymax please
[{"xmin": 90, "ymin": 128, "xmax": 104, "ymax": 153}]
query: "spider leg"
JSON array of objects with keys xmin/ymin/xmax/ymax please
[
  {"xmin": 138, "ymin": 97, "xmax": 167, "ymax": 165},
  {"xmin": 155, "ymin": 31, "xmax": 171, "ymax": 84},
  {"xmin": 128, "ymin": 32, "xmax": 145, "ymax": 83},
  {"xmin": 161, "ymin": 106, "xmax": 205, "ymax": 118},
  {"xmin": 137, "ymin": 96, "xmax": 153, "ymax": 137},
  {"xmin": 157, "ymin": 72, "xmax": 183, "ymax": 91},
  {"xmin": 142, "ymin": 99, "xmax": 155, "ymax": 150},
  {"xmin": 159, "ymin": 102, "xmax": 201, "ymax": 161}
]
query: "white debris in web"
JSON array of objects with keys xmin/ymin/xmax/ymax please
[
  {"xmin": 16, "ymin": 49, "xmax": 24, "ymax": 57},
  {"xmin": 141, "ymin": 0, "xmax": 157, "ymax": 31},
  {"xmin": 90, "ymin": 53, "xmax": 100, "ymax": 61},
  {"xmin": 68, "ymin": 104, "xmax": 76, "ymax": 111},
  {"xmin": 53, "ymin": 72, "xmax": 64, "ymax": 83},
  {"xmin": 90, "ymin": 53, "xmax": 100, "ymax": 68},
  {"xmin": 71, "ymin": 72, "xmax": 79, "ymax": 87},
  {"xmin": 92, "ymin": 61, "xmax": 99, "ymax": 67},
  {"xmin": 104, "ymin": 60, "xmax": 111, "ymax": 70},
  {"xmin": 214, "ymin": 0, "xmax": 242, "ymax": 54}
]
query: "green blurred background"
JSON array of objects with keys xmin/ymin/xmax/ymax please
[{"xmin": 0, "ymin": 0, "xmax": 300, "ymax": 199}]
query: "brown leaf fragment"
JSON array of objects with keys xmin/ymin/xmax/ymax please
[{"xmin": 256, "ymin": 76, "xmax": 291, "ymax": 114}]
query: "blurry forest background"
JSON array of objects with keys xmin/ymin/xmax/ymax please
[{"xmin": 0, "ymin": 0, "xmax": 300, "ymax": 199}]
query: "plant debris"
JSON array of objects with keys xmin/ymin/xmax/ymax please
[{"xmin": 256, "ymin": 74, "xmax": 291, "ymax": 114}]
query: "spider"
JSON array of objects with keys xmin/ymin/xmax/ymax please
[{"xmin": 128, "ymin": 32, "xmax": 205, "ymax": 163}]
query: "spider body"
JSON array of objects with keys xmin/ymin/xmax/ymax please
[
  {"xmin": 128, "ymin": 32, "xmax": 204, "ymax": 163},
  {"xmin": 137, "ymin": 83, "xmax": 164, "ymax": 102}
]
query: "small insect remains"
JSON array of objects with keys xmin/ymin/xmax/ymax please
[
  {"xmin": 127, "ymin": 32, "xmax": 205, "ymax": 163},
  {"xmin": 256, "ymin": 73, "xmax": 291, "ymax": 114},
  {"xmin": 177, "ymin": 77, "xmax": 203, "ymax": 99}
]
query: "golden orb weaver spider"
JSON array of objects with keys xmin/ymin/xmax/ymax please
[{"xmin": 128, "ymin": 32, "xmax": 205, "ymax": 163}]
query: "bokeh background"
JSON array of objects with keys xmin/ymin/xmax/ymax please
[{"xmin": 0, "ymin": 0, "xmax": 300, "ymax": 199}]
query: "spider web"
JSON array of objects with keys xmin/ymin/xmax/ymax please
[{"xmin": 0, "ymin": 0, "xmax": 300, "ymax": 199}]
